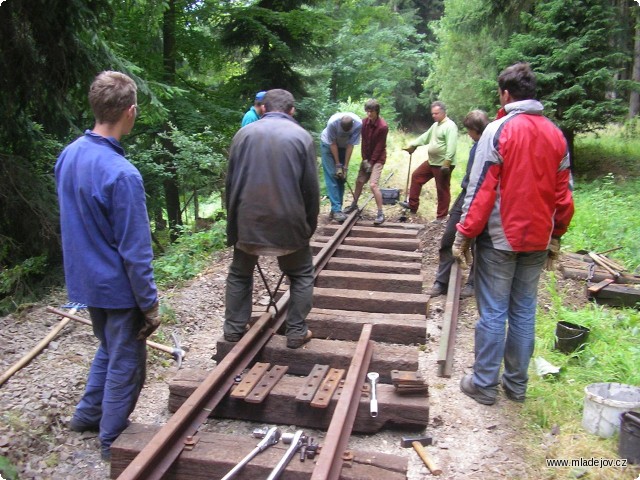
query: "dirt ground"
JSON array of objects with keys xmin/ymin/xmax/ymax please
[{"xmin": 0, "ymin": 206, "xmax": 589, "ymax": 480}]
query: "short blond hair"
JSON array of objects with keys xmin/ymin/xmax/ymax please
[{"xmin": 88, "ymin": 71, "xmax": 137, "ymax": 124}]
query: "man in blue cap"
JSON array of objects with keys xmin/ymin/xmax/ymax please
[{"xmin": 241, "ymin": 91, "xmax": 267, "ymax": 127}]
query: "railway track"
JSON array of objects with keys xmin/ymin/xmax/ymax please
[{"xmin": 110, "ymin": 210, "xmax": 432, "ymax": 479}]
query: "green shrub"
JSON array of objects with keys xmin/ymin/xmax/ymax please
[{"xmin": 153, "ymin": 221, "xmax": 227, "ymax": 288}]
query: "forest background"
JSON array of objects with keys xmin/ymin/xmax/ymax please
[{"xmin": 1, "ymin": 0, "xmax": 639, "ymax": 312}]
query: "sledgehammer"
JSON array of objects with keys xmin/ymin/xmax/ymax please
[{"xmin": 400, "ymin": 436, "xmax": 442, "ymax": 476}]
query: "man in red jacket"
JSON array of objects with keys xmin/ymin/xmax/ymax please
[{"xmin": 453, "ymin": 63, "xmax": 574, "ymax": 405}]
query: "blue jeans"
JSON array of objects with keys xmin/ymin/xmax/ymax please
[
  {"xmin": 321, "ymin": 143, "xmax": 346, "ymax": 213},
  {"xmin": 74, "ymin": 307, "xmax": 147, "ymax": 450},
  {"xmin": 472, "ymin": 245, "xmax": 547, "ymax": 399},
  {"xmin": 224, "ymin": 246, "xmax": 314, "ymax": 338}
]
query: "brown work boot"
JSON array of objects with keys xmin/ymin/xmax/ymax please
[{"xmin": 287, "ymin": 329, "xmax": 313, "ymax": 349}]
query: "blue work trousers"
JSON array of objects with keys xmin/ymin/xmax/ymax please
[
  {"xmin": 321, "ymin": 143, "xmax": 346, "ymax": 213},
  {"xmin": 74, "ymin": 307, "xmax": 146, "ymax": 450},
  {"xmin": 224, "ymin": 246, "xmax": 314, "ymax": 338},
  {"xmin": 472, "ymin": 245, "xmax": 547, "ymax": 399}
]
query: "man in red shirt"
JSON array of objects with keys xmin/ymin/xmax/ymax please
[{"xmin": 343, "ymin": 99, "xmax": 389, "ymax": 225}]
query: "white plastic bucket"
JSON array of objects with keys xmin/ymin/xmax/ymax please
[{"xmin": 582, "ymin": 383, "xmax": 640, "ymax": 438}]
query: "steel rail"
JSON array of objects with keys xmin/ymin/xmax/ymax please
[
  {"xmin": 310, "ymin": 324, "xmax": 374, "ymax": 480},
  {"xmin": 117, "ymin": 219, "xmax": 356, "ymax": 479},
  {"xmin": 437, "ymin": 262, "xmax": 463, "ymax": 377}
]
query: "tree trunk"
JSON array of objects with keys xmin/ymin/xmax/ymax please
[
  {"xmin": 561, "ymin": 127, "xmax": 575, "ymax": 173},
  {"xmin": 162, "ymin": 0, "xmax": 181, "ymax": 242},
  {"xmin": 631, "ymin": 12, "xmax": 640, "ymax": 118}
]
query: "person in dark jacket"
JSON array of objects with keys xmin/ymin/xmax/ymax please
[
  {"xmin": 454, "ymin": 63, "xmax": 574, "ymax": 405},
  {"xmin": 428, "ymin": 110, "xmax": 489, "ymax": 298},
  {"xmin": 224, "ymin": 89, "xmax": 320, "ymax": 349},
  {"xmin": 55, "ymin": 71, "xmax": 160, "ymax": 461}
]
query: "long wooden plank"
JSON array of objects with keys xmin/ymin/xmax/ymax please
[
  {"xmin": 588, "ymin": 283, "xmax": 640, "ymax": 308},
  {"xmin": 310, "ymin": 242, "xmax": 422, "ymax": 263},
  {"xmin": 314, "ymin": 235, "xmax": 420, "ymax": 252},
  {"xmin": 110, "ymin": 425, "xmax": 408, "ymax": 479},
  {"xmin": 324, "ymin": 257, "xmax": 422, "ymax": 274},
  {"xmin": 315, "ymin": 270, "xmax": 423, "ymax": 294},
  {"xmin": 321, "ymin": 224, "xmax": 419, "ymax": 239},
  {"xmin": 304, "ymin": 309, "xmax": 426, "ymax": 344},
  {"xmin": 213, "ymin": 335, "xmax": 419, "ymax": 383},
  {"xmin": 168, "ymin": 371, "xmax": 430, "ymax": 433},
  {"xmin": 312, "ymin": 287, "xmax": 428, "ymax": 314}
]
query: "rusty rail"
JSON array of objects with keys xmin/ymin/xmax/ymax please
[
  {"xmin": 311, "ymin": 324, "xmax": 374, "ymax": 480},
  {"xmin": 437, "ymin": 262, "xmax": 462, "ymax": 378}
]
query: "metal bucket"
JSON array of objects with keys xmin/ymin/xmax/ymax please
[
  {"xmin": 619, "ymin": 411, "xmax": 640, "ymax": 464},
  {"xmin": 554, "ymin": 321, "xmax": 589, "ymax": 354}
]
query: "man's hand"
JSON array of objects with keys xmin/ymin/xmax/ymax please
[
  {"xmin": 441, "ymin": 160, "xmax": 451, "ymax": 176},
  {"xmin": 402, "ymin": 145, "xmax": 417, "ymax": 154},
  {"xmin": 452, "ymin": 232, "xmax": 473, "ymax": 270},
  {"xmin": 545, "ymin": 237, "xmax": 561, "ymax": 271},
  {"xmin": 335, "ymin": 164, "xmax": 345, "ymax": 182},
  {"xmin": 138, "ymin": 301, "xmax": 161, "ymax": 340},
  {"xmin": 362, "ymin": 159, "xmax": 372, "ymax": 173}
]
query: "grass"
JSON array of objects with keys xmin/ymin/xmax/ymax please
[{"xmin": 521, "ymin": 282, "xmax": 640, "ymax": 479}]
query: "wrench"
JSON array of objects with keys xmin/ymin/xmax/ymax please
[
  {"xmin": 221, "ymin": 426, "xmax": 281, "ymax": 480},
  {"xmin": 266, "ymin": 429, "xmax": 304, "ymax": 480},
  {"xmin": 367, "ymin": 372, "xmax": 379, "ymax": 417}
]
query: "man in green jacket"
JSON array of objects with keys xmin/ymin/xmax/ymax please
[{"xmin": 401, "ymin": 101, "xmax": 458, "ymax": 222}]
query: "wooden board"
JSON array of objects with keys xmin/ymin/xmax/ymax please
[
  {"xmin": 303, "ymin": 309, "xmax": 426, "ymax": 345},
  {"xmin": 321, "ymin": 224, "xmax": 419, "ymax": 239},
  {"xmin": 213, "ymin": 335, "xmax": 419, "ymax": 384},
  {"xmin": 315, "ymin": 270, "xmax": 423, "ymax": 294},
  {"xmin": 314, "ymin": 235, "xmax": 420, "ymax": 252},
  {"xmin": 168, "ymin": 370, "xmax": 429, "ymax": 433},
  {"xmin": 310, "ymin": 242, "xmax": 422, "ymax": 263},
  {"xmin": 110, "ymin": 424, "xmax": 408, "ymax": 479},
  {"xmin": 588, "ymin": 283, "xmax": 640, "ymax": 309},
  {"xmin": 249, "ymin": 309, "xmax": 427, "ymax": 345},
  {"xmin": 323, "ymin": 257, "xmax": 422, "ymax": 275},
  {"xmin": 312, "ymin": 287, "xmax": 428, "ymax": 315}
]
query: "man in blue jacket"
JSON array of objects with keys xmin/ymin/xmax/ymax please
[
  {"xmin": 241, "ymin": 90, "xmax": 267, "ymax": 127},
  {"xmin": 55, "ymin": 71, "xmax": 160, "ymax": 461}
]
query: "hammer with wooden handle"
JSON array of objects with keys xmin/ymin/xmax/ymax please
[
  {"xmin": 46, "ymin": 306, "xmax": 186, "ymax": 367},
  {"xmin": 400, "ymin": 436, "xmax": 442, "ymax": 476}
]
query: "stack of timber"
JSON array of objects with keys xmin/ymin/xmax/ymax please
[{"xmin": 561, "ymin": 251, "xmax": 640, "ymax": 308}]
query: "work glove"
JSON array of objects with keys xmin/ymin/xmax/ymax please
[
  {"xmin": 138, "ymin": 301, "xmax": 161, "ymax": 340},
  {"xmin": 544, "ymin": 237, "xmax": 561, "ymax": 271},
  {"xmin": 362, "ymin": 159, "xmax": 372, "ymax": 174},
  {"xmin": 402, "ymin": 145, "xmax": 417, "ymax": 154},
  {"xmin": 452, "ymin": 232, "xmax": 473, "ymax": 270},
  {"xmin": 334, "ymin": 164, "xmax": 346, "ymax": 182},
  {"xmin": 441, "ymin": 159, "xmax": 451, "ymax": 176}
]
